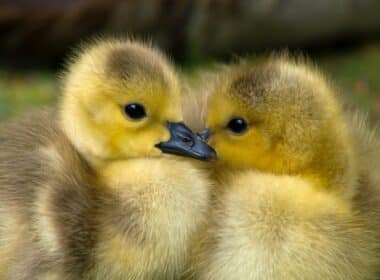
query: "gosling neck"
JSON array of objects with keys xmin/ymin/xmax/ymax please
[{"xmin": 304, "ymin": 127, "xmax": 358, "ymax": 199}]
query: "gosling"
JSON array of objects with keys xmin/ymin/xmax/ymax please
[
  {"xmin": 184, "ymin": 57, "xmax": 380, "ymax": 280},
  {"xmin": 0, "ymin": 39, "xmax": 216, "ymax": 279}
]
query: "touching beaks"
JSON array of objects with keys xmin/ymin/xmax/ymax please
[
  {"xmin": 155, "ymin": 122, "xmax": 217, "ymax": 161},
  {"xmin": 197, "ymin": 128, "xmax": 211, "ymax": 141}
]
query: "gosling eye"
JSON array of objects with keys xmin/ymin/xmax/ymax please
[
  {"xmin": 123, "ymin": 103, "xmax": 147, "ymax": 120},
  {"xmin": 226, "ymin": 117, "xmax": 248, "ymax": 134}
]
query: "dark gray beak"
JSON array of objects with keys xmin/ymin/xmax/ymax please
[
  {"xmin": 197, "ymin": 129, "xmax": 212, "ymax": 141},
  {"xmin": 155, "ymin": 122, "xmax": 217, "ymax": 161}
]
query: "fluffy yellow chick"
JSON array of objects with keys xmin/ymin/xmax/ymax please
[
  {"xmin": 184, "ymin": 57, "xmax": 380, "ymax": 280},
  {"xmin": 0, "ymin": 39, "xmax": 216, "ymax": 279}
]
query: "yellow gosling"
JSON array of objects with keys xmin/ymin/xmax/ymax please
[
  {"xmin": 0, "ymin": 39, "xmax": 216, "ymax": 279},
  {"xmin": 184, "ymin": 57, "xmax": 380, "ymax": 280}
]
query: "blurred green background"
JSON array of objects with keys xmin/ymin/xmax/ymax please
[
  {"xmin": 1, "ymin": 45, "xmax": 379, "ymax": 123},
  {"xmin": 0, "ymin": 0, "xmax": 379, "ymax": 124}
]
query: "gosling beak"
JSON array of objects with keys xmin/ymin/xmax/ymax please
[
  {"xmin": 197, "ymin": 128, "xmax": 211, "ymax": 141},
  {"xmin": 155, "ymin": 122, "xmax": 217, "ymax": 161}
]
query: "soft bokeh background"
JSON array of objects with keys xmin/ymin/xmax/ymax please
[{"xmin": 0, "ymin": 0, "xmax": 379, "ymax": 123}]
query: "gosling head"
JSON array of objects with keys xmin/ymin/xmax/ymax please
[
  {"xmin": 203, "ymin": 57, "xmax": 356, "ymax": 190},
  {"xmin": 60, "ymin": 39, "xmax": 216, "ymax": 167}
]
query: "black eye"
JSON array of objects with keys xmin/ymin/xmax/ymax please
[
  {"xmin": 123, "ymin": 103, "xmax": 147, "ymax": 120},
  {"xmin": 227, "ymin": 118, "xmax": 248, "ymax": 134}
]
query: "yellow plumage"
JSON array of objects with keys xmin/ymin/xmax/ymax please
[
  {"xmin": 0, "ymin": 39, "xmax": 214, "ymax": 279},
  {"xmin": 184, "ymin": 57, "xmax": 380, "ymax": 279}
]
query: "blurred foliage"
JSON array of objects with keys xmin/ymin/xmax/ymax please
[
  {"xmin": 320, "ymin": 45, "xmax": 380, "ymax": 124},
  {"xmin": 0, "ymin": 45, "xmax": 379, "ymax": 124},
  {"xmin": 2, "ymin": 0, "xmax": 380, "ymax": 66},
  {"xmin": 0, "ymin": 71, "xmax": 57, "ymax": 119}
]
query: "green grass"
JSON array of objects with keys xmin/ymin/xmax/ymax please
[
  {"xmin": 0, "ymin": 45, "xmax": 379, "ymax": 123},
  {"xmin": 0, "ymin": 70, "xmax": 57, "ymax": 120}
]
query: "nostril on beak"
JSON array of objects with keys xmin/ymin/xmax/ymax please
[
  {"xmin": 179, "ymin": 133, "xmax": 195, "ymax": 147},
  {"xmin": 182, "ymin": 136, "xmax": 192, "ymax": 143}
]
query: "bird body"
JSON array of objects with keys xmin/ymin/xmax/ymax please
[
  {"xmin": 0, "ymin": 39, "xmax": 215, "ymax": 279},
  {"xmin": 184, "ymin": 57, "xmax": 380, "ymax": 280}
]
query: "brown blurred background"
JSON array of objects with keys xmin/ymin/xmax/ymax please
[{"xmin": 0, "ymin": 0, "xmax": 379, "ymax": 123}]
